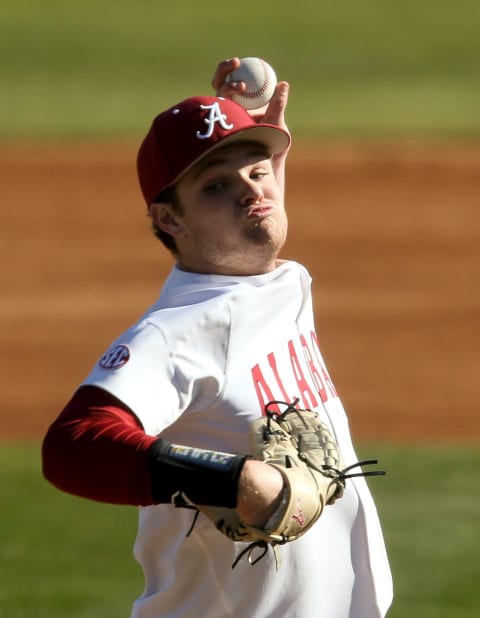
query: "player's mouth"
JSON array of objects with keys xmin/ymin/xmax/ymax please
[{"xmin": 246, "ymin": 205, "xmax": 274, "ymax": 220}]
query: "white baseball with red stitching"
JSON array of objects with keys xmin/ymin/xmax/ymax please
[{"xmin": 226, "ymin": 57, "xmax": 277, "ymax": 110}]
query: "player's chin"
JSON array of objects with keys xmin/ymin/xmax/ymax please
[{"xmin": 245, "ymin": 218, "xmax": 287, "ymax": 250}]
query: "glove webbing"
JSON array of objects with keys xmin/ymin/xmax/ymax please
[{"xmin": 263, "ymin": 399, "xmax": 386, "ymax": 479}]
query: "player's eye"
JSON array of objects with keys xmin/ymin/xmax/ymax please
[
  {"xmin": 203, "ymin": 180, "xmax": 227, "ymax": 195},
  {"xmin": 250, "ymin": 170, "xmax": 269, "ymax": 181}
]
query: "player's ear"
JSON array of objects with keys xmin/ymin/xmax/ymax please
[{"xmin": 149, "ymin": 203, "xmax": 186, "ymax": 238}]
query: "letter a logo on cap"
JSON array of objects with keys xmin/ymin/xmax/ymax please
[{"xmin": 196, "ymin": 102, "xmax": 234, "ymax": 139}]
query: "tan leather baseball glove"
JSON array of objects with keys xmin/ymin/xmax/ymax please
[{"xmin": 199, "ymin": 400, "xmax": 385, "ymax": 568}]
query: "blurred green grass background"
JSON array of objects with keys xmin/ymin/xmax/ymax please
[
  {"xmin": 1, "ymin": 443, "xmax": 479, "ymax": 617},
  {"xmin": 2, "ymin": 2, "xmax": 479, "ymax": 616},
  {"xmin": 1, "ymin": 0, "xmax": 480, "ymax": 139}
]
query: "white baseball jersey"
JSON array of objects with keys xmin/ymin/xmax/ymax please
[{"xmin": 83, "ymin": 260, "xmax": 393, "ymax": 618}]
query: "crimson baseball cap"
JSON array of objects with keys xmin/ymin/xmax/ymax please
[{"xmin": 137, "ymin": 96, "xmax": 291, "ymax": 206}]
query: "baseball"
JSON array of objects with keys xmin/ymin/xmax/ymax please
[{"xmin": 226, "ymin": 57, "xmax": 277, "ymax": 110}]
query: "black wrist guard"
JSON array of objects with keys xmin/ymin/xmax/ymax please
[{"xmin": 147, "ymin": 439, "xmax": 249, "ymax": 508}]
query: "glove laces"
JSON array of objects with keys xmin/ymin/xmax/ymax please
[
  {"xmin": 176, "ymin": 399, "xmax": 387, "ymax": 570},
  {"xmin": 264, "ymin": 398, "xmax": 386, "ymax": 479}
]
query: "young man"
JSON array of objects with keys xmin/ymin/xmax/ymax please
[{"xmin": 42, "ymin": 59, "xmax": 393, "ymax": 617}]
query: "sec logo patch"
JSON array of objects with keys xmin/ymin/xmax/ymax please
[{"xmin": 99, "ymin": 344, "xmax": 130, "ymax": 369}]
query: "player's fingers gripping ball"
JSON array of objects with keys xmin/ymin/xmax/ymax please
[{"xmin": 225, "ymin": 57, "xmax": 277, "ymax": 110}]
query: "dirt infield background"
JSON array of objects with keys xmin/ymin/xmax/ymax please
[{"xmin": 1, "ymin": 141, "xmax": 479, "ymax": 442}]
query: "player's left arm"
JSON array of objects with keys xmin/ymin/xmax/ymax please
[
  {"xmin": 42, "ymin": 386, "xmax": 157, "ymax": 505},
  {"xmin": 42, "ymin": 386, "xmax": 275, "ymax": 518}
]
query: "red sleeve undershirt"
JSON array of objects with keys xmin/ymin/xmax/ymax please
[{"xmin": 42, "ymin": 385, "xmax": 157, "ymax": 506}]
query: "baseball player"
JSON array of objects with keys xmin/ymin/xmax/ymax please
[{"xmin": 42, "ymin": 58, "xmax": 393, "ymax": 617}]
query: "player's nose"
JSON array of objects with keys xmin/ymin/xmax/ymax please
[{"xmin": 240, "ymin": 179, "xmax": 264, "ymax": 206}]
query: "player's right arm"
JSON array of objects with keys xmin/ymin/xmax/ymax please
[
  {"xmin": 41, "ymin": 385, "xmax": 283, "ymax": 526},
  {"xmin": 212, "ymin": 58, "xmax": 291, "ymax": 198}
]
